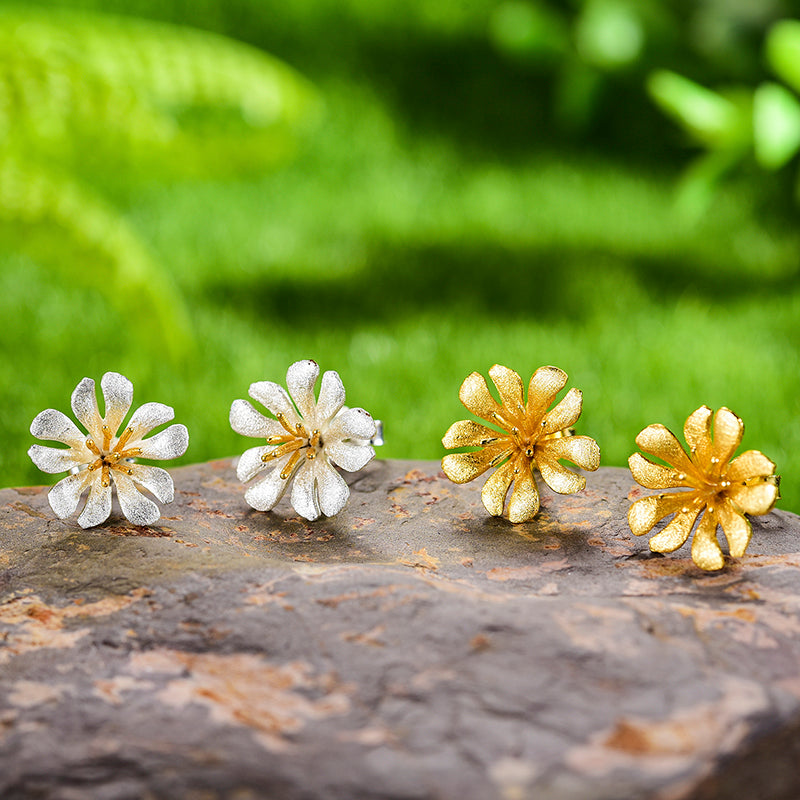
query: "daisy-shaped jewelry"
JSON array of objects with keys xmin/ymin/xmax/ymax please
[
  {"xmin": 441, "ymin": 365, "xmax": 600, "ymax": 522},
  {"xmin": 28, "ymin": 372, "xmax": 189, "ymax": 528},
  {"xmin": 229, "ymin": 359, "xmax": 377, "ymax": 521},
  {"xmin": 628, "ymin": 406, "xmax": 780, "ymax": 571}
]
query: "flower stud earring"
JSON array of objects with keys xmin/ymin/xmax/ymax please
[
  {"xmin": 229, "ymin": 359, "xmax": 378, "ymax": 521},
  {"xmin": 441, "ymin": 365, "xmax": 600, "ymax": 522},
  {"xmin": 628, "ymin": 406, "xmax": 780, "ymax": 571},
  {"xmin": 28, "ymin": 372, "xmax": 189, "ymax": 528}
]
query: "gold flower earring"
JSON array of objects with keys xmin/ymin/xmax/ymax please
[
  {"xmin": 441, "ymin": 365, "xmax": 600, "ymax": 522},
  {"xmin": 627, "ymin": 405, "xmax": 780, "ymax": 570}
]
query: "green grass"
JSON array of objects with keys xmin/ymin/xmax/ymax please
[{"xmin": 1, "ymin": 3, "xmax": 799, "ymax": 513}]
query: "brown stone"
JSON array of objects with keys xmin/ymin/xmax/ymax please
[{"xmin": 1, "ymin": 460, "xmax": 799, "ymax": 800}]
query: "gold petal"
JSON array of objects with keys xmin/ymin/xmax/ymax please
[
  {"xmin": 541, "ymin": 388, "xmax": 583, "ymax": 436},
  {"xmin": 727, "ymin": 449, "xmax": 776, "ymax": 482},
  {"xmin": 526, "ymin": 366, "xmax": 568, "ymax": 419},
  {"xmin": 481, "ymin": 459, "xmax": 516, "ymax": 517},
  {"xmin": 459, "ymin": 372, "xmax": 503, "ymax": 425},
  {"xmin": 627, "ymin": 492, "xmax": 689, "ymax": 536},
  {"xmin": 683, "ymin": 405, "xmax": 712, "ymax": 462},
  {"xmin": 488, "ymin": 365, "xmax": 525, "ymax": 419},
  {"xmin": 716, "ymin": 501, "xmax": 752, "ymax": 558},
  {"xmin": 507, "ymin": 461, "xmax": 540, "ymax": 522},
  {"xmin": 727, "ymin": 477, "xmax": 779, "ymax": 516},
  {"xmin": 648, "ymin": 506, "xmax": 700, "ymax": 553},
  {"xmin": 441, "ymin": 443, "xmax": 512, "ymax": 484},
  {"xmin": 628, "ymin": 453, "xmax": 686, "ymax": 490},
  {"xmin": 538, "ymin": 435, "xmax": 600, "ymax": 472},
  {"xmin": 712, "ymin": 407, "xmax": 744, "ymax": 466},
  {"xmin": 442, "ymin": 419, "xmax": 502, "ymax": 449},
  {"xmin": 538, "ymin": 457, "xmax": 585, "ymax": 495},
  {"xmin": 635, "ymin": 424, "xmax": 694, "ymax": 474},
  {"xmin": 691, "ymin": 510, "xmax": 725, "ymax": 571}
]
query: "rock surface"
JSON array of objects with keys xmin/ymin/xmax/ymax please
[{"xmin": 1, "ymin": 460, "xmax": 800, "ymax": 800}]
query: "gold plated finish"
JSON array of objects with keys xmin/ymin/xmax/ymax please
[
  {"xmin": 441, "ymin": 365, "xmax": 600, "ymax": 523},
  {"xmin": 627, "ymin": 406, "xmax": 780, "ymax": 571}
]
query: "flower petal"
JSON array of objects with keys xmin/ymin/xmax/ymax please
[
  {"xmin": 229, "ymin": 399, "xmax": 284, "ymax": 439},
  {"xmin": 648, "ymin": 505, "xmax": 701, "ymax": 553},
  {"xmin": 286, "ymin": 360, "xmax": 320, "ymax": 421},
  {"xmin": 727, "ymin": 478, "xmax": 779, "ymax": 516},
  {"xmin": 71, "ymin": 377, "xmax": 102, "ymax": 441},
  {"xmin": 77, "ymin": 479, "xmax": 113, "ymax": 528},
  {"xmin": 635, "ymin": 424, "xmax": 694, "ymax": 475},
  {"xmin": 249, "ymin": 381, "xmax": 299, "ymax": 424},
  {"xmin": 127, "ymin": 464, "xmax": 174, "ymax": 504},
  {"xmin": 316, "ymin": 370, "xmax": 346, "ymax": 423},
  {"xmin": 30, "ymin": 408, "xmax": 86, "ymax": 449},
  {"xmin": 459, "ymin": 371, "xmax": 503, "ymax": 425},
  {"xmin": 441, "ymin": 443, "xmax": 512, "ymax": 484},
  {"xmin": 236, "ymin": 445, "xmax": 272, "ymax": 483},
  {"xmin": 316, "ymin": 459, "xmax": 349, "ymax": 517},
  {"xmin": 136, "ymin": 424, "xmax": 189, "ymax": 460},
  {"xmin": 683, "ymin": 405, "xmax": 712, "ymax": 462},
  {"xmin": 716, "ymin": 501, "xmax": 752, "ymax": 558},
  {"xmin": 727, "ymin": 450, "xmax": 776, "ymax": 482},
  {"xmin": 290, "ymin": 460, "xmax": 320, "ymax": 520},
  {"xmin": 628, "ymin": 492, "xmax": 690, "ymax": 536},
  {"xmin": 28, "ymin": 444, "xmax": 86, "ymax": 474},
  {"xmin": 488, "ymin": 365, "xmax": 524, "ymax": 415},
  {"xmin": 127, "ymin": 402, "xmax": 175, "ymax": 440},
  {"xmin": 507, "ymin": 462, "xmax": 540, "ymax": 522},
  {"xmin": 100, "ymin": 372, "xmax": 133, "ymax": 435},
  {"xmin": 541, "ymin": 388, "xmax": 583, "ymax": 436},
  {"xmin": 327, "ymin": 442, "xmax": 374, "ymax": 472},
  {"xmin": 712, "ymin": 407, "xmax": 743, "ymax": 466},
  {"xmin": 537, "ymin": 457, "xmax": 585, "ymax": 495},
  {"xmin": 328, "ymin": 407, "xmax": 376, "ymax": 442},
  {"xmin": 526, "ymin": 366, "xmax": 568, "ymax": 419},
  {"xmin": 691, "ymin": 510, "xmax": 725, "ymax": 571},
  {"xmin": 442, "ymin": 419, "xmax": 501, "ymax": 449},
  {"xmin": 243, "ymin": 458, "xmax": 294, "ymax": 511},
  {"xmin": 113, "ymin": 471, "xmax": 161, "ymax": 526},
  {"xmin": 480, "ymin": 459, "xmax": 516, "ymax": 517},
  {"xmin": 538, "ymin": 435, "xmax": 600, "ymax": 472},
  {"xmin": 48, "ymin": 470, "xmax": 92, "ymax": 519},
  {"xmin": 628, "ymin": 453, "xmax": 686, "ymax": 490}
]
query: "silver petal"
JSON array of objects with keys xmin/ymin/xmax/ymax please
[
  {"xmin": 236, "ymin": 445, "xmax": 272, "ymax": 483},
  {"xmin": 290, "ymin": 461, "xmax": 320, "ymax": 520},
  {"xmin": 48, "ymin": 470, "xmax": 92, "ymax": 519},
  {"xmin": 127, "ymin": 464, "xmax": 174, "ymax": 504},
  {"xmin": 30, "ymin": 408, "xmax": 86, "ymax": 449},
  {"xmin": 28, "ymin": 444, "xmax": 86, "ymax": 474},
  {"xmin": 328, "ymin": 407, "xmax": 376, "ymax": 442},
  {"xmin": 71, "ymin": 377, "xmax": 102, "ymax": 441},
  {"xmin": 286, "ymin": 360, "xmax": 320, "ymax": 422},
  {"xmin": 229, "ymin": 399, "xmax": 284, "ymax": 439},
  {"xmin": 77, "ymin": 479, "xmax": 113, "ymax": 528},
  {"xmin": 113, "ymin": 471, "xmax": 161, "ymax": 526},
  {"xmin": 100, "ymin": 372, "xmax": 133, "ymax": 435},
  {"xmin": 326, "ymin": 441, "xmax": 374, "ymax": 472},
  {"xmin": 316, "ymin": 370, "xmax": 346, "ymax": 423},
  {"xmin": 248, "ymin": 381, "xmax": 299, "ymax": 423},
  {"xmin": 316, "ymin": 460, "xmax": 349, "ymax": 517},
  {"xmin": 127, "ymin": 402, "xmax": 174, "ymax": 439},
  {"xmin": 136, "ymin": 424, "xmax": 189, "ymax": 460},
  {"xmin": 243, "ymin": 457, "xmax": 294, "ymax": 511}
]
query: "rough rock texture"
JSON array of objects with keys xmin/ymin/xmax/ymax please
[{"xmin": 1, "ymin": 459, "xmax": 800, "ymax": 800}]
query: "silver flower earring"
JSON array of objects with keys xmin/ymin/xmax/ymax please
[
  {"xmin": 28, "ymin": 371, "xmax": 189, "ymax": 528},
  {"xmin": 229, "ymin": 359, "xmax": 379, "ymax": 521}
]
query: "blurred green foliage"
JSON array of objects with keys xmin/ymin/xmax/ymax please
[{"xmin": 1, "ymin": 0, "xmax": 799, "ymax": 518}]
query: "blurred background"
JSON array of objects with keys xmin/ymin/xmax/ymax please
[{"xmin": 1, "ymin": 0, "xmax": 799, "ymax": 511}]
